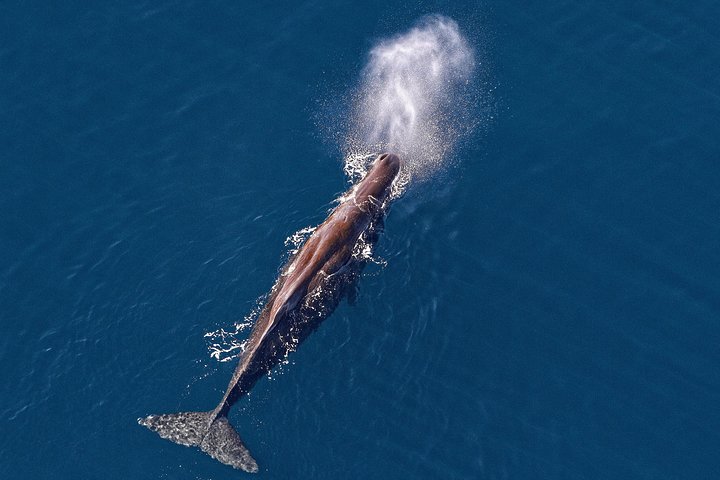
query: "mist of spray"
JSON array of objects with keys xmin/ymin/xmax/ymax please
[{"xmin": 344, "ymin": 15, "xmax": 477, "ymax": 186}]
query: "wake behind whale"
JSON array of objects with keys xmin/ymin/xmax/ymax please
[{"xmin": 139, "ymin": 16, "xmax": 477, "ymax": 473}]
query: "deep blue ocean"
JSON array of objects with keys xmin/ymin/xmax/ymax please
[{"xmin": 2, "ymin": 1, "xmax": 720, "ymax": 479}]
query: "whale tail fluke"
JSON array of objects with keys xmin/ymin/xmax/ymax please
[{"xmin": 138, "ymin": 411, "xmax": 259, "ymax": 473}]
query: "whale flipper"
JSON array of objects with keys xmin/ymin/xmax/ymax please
[{"xmin": 138, "ymin": 412, "xmax": 258, "ymax": 473}]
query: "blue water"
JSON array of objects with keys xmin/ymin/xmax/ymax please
[{"xmin": 2, "ymin": 1, "xmax": 720, "ymax": 479}]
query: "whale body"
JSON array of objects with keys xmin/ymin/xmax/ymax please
[{"xmin": 139, "ymin": 153, "xmax": 401, "ymax": 472}]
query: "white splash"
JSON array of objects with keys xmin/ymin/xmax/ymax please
[
  {"xmin": 344, "ymin": 15, "xmax": 477, "ymax": 185},
  {"xmin": 204, "ymin": 312, "xmax": 256, "ymax": 362}
]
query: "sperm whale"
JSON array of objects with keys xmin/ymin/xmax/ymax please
[{"xmin": 139, "ymin": 153, "xmax": 401, "ymax": 472}]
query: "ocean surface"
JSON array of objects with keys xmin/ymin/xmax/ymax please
[{"xmin": 2, "ymin": 1, "xmax": 720, "ymax": 479}]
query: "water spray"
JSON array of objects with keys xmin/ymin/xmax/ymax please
[{"xmin": 344, "ymin": 15, "xmax": 477, "ymax": 186}]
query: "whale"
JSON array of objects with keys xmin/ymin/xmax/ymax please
[{"xmin": 139, "ymin": 153, "xmax": 401, "ymax": 472}]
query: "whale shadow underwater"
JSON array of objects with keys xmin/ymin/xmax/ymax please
[{"xmin": 139, "ymin": 153, "xmax": 402, "ymax": 472}]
